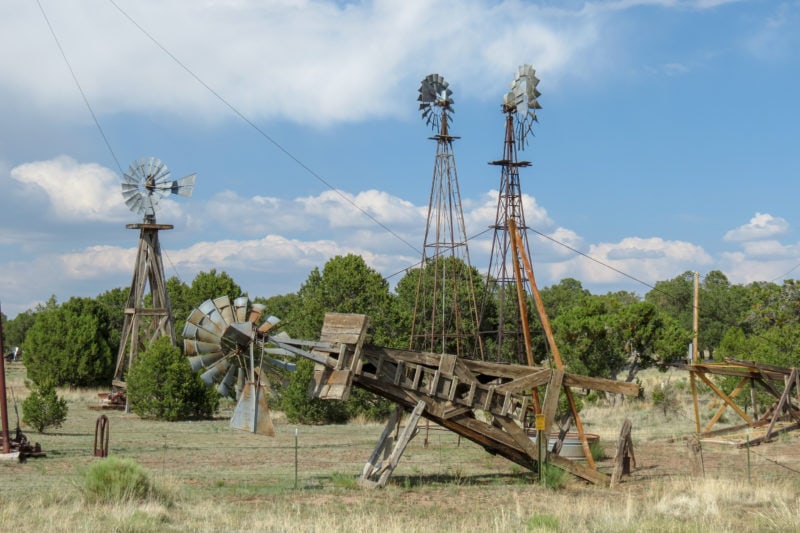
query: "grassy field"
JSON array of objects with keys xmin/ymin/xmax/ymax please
[{"xmin": 1, "ymin": 362, "xmax": 798, "ymax": 532}]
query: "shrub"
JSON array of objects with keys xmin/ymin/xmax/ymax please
[
  {"xmin": 21, "ymin": 380, "xmax": 68, "ymax": 433},
  {"xmin": 539, "ymin": 463, "xmax": 566, "ymax": 490},
  {"xmin": 22, "ymin": 297, "xmax": 114, "ymax": 387},
  {"xmin": 82, "ymin": 456, "xmax": 165, "ymax": 504},
  {"xmin": 651, "ymin": 381, "xmax": 680, "ymax": 417},
  {"xmin": 126, "ymin": 337, "xmax": 218, "ymax": 421},
  {"xmin": 280, "ymin": 359, "xmax": 347, "ymax": 424}
]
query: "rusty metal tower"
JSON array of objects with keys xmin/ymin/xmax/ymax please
[
  {"xmin": 478, "ymin": 65, "xmax": 542, "ymax": 363},
  {"xmin": 408, "ymin": 74, "xmax": 483, "ymax": 358},
  {"xmin": 112, "ymin": 157, "xmax": 195, "ymax": 390}
]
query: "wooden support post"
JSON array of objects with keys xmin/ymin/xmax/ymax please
[
  {"xmin": 690, "ymin": 372, "xmax": 701, "ymax": 434},
  {"xmin": 359, "ymin": 400, "xmax": 426, "ymax": 488},
  {"xmin": 541, "ymin": 369, "xmax": 564, "ymax": 438},
  {"xmin": 764, "ymin": 368, "xmax": 799, "ymax": 441},
  {"xmin": 687, "ymin": 434, "xmax": 704, "ymax": 478},
  {"xmin": 360, "ymin": 405, "xmax": 402, "ymax": 483},
  {"xmin": 508, "ymin": 219, "xmax": 595, "ymax": 469},
  {"xmin": 610, "ymin": 419, "xmax": 635, "ymax": 487}
]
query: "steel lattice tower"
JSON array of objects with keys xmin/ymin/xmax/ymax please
[
  {"xmin": 478, "ymin": 65, "xmax": 542, "ymax": 363},
  {"xmin": 409, "ymin": 74, "xmax": 483, "ymax": 358},
  {"xmin": 478, "ymin": 112, "xmax": 535, "ymax": 363}
]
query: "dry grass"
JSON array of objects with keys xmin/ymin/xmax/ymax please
[{"xmin": 1, "ymin": 363, "xmax": 799, "ymax": 532}]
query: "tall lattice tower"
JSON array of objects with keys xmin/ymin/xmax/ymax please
[
  {"xmin": 408, "ymin": 74, "xmax": 483, "ymax": 358},
  {"xmin": 478, "ymin": 65, "xmax": 542, "ymax": 363},
  {"xmin": 113, "ymin": 157, "xmax": 195, "ymax": 391}
]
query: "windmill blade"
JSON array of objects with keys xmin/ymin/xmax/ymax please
[
  {"xmin": 187, "ymin": 353, "xmax": 226, "ymax": 372},
  {"xmin": 216, "ymin": 364, "xmax": 238, "ymax": 397},
  {"xmin": 184, "ymin": 339, "xmax": 223, "ymax": 358},
  {"xmin": 124, "ymin": 193, "xmax": 145, "ymax": 214},
  {"xmin": 214, "ymin": 296, "xmax": 235, "ymax": 325},
  {"xmin": 198, "ymin": 299, "xmax": 228, "ymax": 333},
  {"xmin": 200, "ymin": 359, "xmax": 230, "ymax": 386},
  {"xmin": 182, "ymin": 322, "xmax": 222, "ymax": 344}
]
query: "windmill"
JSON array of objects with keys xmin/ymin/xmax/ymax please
[
  {"xmin": 182, "ymin": 296, "xmax": 289, "ymax": 435},
  {"xmin": 111, "ymin": 157, "xmax": 196, "ymax": 393},
  {"xmin": 409, "ymin": 74, "xmax": 483, "ymax": 358},
  {"xmin": 478, "ymin": 64, "xmax": 542, "ymax": 363}
]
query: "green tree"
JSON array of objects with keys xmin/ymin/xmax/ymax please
[
  {"xmin": 126, "ymin": 336, "xmax": 218, "ymax": 421},
  {"xmin": 553, "ymin": 296, "xmax": 619, "ymax": 377},
  {"xmin": 95, "ymin": 287, "xmax": 128, "ymax": 356},
  {"xmin": 3, "ymin": 309, "xmax": 37, "ymax": 350},
  {"xmin": 22, "ymin": 380, "xmax": 68, "ymax": 433},
  {"xmin": 645, "ymin": 271, "xmax": 694, "ymax": 331},
  {"xmin": 280, "ymin": 358, "xmax": 348, "ymax": 424},
  {"xmin": 394, "ymin": 256, "xmax": 484, "ymax": 356},
  {"xmin": 165, "ymin": 276, "xmax": 191, "ymax": 340},
  {"xmin": 187, "ymin": 270, "xmax": 242, "ymax": 309},
  {"xmin": 699, "ymin": 270, "xmax": 749, "ymax": 358},
  {"xmin": 23, "ymin": 297, "xmax": 115, "ymax": 387},
  {"xmin": 282, "ymin": 255, "xmax": 396, "ymax": 423}
]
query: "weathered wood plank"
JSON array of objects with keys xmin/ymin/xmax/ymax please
[
  {"xmin": 541, "ymin": 369, "xmax": 564, "ymax": 437},
  {"xmin": 563, "ymin": 374, "xmax": 640, "ymax": 396},
  {"xmin": 494, "ymin": 369, "xmax": 552, "ymax": 394}
]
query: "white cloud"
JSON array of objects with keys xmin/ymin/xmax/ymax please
[
  {"xmin": 0, "ymin": 0, "xmax": 611, "ymax": 126},
  {"xmin": 723, "ymin": 212, "xmax": 789, "ymax": 242},
  {"xmin": 9, "ymin": 156, "xmax": 128, "ymax": 222},
  {"xmin": 548, "ymin": 236, "xmax": 712, "ymax": 287}
]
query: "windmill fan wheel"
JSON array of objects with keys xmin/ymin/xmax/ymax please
[{"xmin": 182, "ymin": 296, "xmax": 279, "ymax": 398}]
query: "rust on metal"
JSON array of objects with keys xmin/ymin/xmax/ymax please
[{"xmin": 94, "ymin": 415, "xmax": 110, "ymax": 457}]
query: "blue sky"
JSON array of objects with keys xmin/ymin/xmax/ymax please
[{"xmin": 1, "ymin": 0, "xmax": 799, "ymax": 318}]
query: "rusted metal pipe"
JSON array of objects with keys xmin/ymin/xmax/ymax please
[
  {"xmin": 0, "ymin": 304, "xmax": 11, "ymax": 454},
  {"xmin": 94, "ymin": 415, "xmax": 109, "ymax": 457}
]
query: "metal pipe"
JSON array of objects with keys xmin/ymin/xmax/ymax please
[{"xmin": 0, "ymin": 304, "xmax": 11, "ymax": 453}]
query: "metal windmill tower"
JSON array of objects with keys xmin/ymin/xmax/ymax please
[
  {"xmin": 478, "ymin": 65, "xmax": 542, "ymax": 363},
  {"xmin": 408, "ymin": 74, "xmax": 483, "ymax": 358},
  {"xmin": 112, "ymin": 157, "xmax": 196, "ymax": 391}
]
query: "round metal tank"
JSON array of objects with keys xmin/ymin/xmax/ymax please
[{"xmin": 528, "ymin": 431, "xmax": 600, "ymax": 460}]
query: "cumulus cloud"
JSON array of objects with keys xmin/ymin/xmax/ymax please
[
  {"xmin": 723, "ymin": 212, "xmax": 789, "ymax": 242},
  {"xmin": 0, "ymin": 0, "xmax": 614, "ymax": 126},
  {"xmin": 548, "ymin": 236, "xmax": 712, "ymax": 287},
  {"xmin": 9, "ymin": 156, "xmax": 128, "ymax": 222}
]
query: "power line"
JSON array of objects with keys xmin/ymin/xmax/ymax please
[
  {"xmin": 106, "ymin": 0, "xmax": 421, "ymax": 257},
  {"xmin": 35, "ymin": 0, "xmax": 123, "ymax": 174}
]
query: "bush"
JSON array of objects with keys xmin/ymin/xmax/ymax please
[
  {"xmin": 82, "ymin": 456, "xmax": 166, "ymax": 504},
  {"xmin": 21, "ymin": 380, "xmax": 68, "ymax": 433},
  {"xmin": 126, "ymin": 337, "xmax": 218, "ymax": 421},
  {"xmin": 651, "ymin": 381, "xmax": 680, "ymax": 417},
  {"xmin": 22, "ymin": 297, "xmax": 114, "ymax": 387},
  {"xmin": 345, "ymin": 387, "xmax": 393, "ymax": 422},
  {"xmin": 280, "ymin": 359, "xmax": 348, "ymax": 424}
]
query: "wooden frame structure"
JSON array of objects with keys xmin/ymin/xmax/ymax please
[
  {"xmin": 272, "ymin": 313, "xmax": 640, "ymax": 487},
  {"xmin": 112, "ymin": 222, "xmax": 176, "ymax": 390},
  {"xmin": 678, "ymin": 357, "xmax": 800, "ymax": 447}
]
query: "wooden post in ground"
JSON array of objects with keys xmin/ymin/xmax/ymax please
[
  {"xmin": 687, "ymin": 434, "xmax": 704, "ymax": 477},
  {"xmin": 610, "ymin": 419, "xmax": 635, "ymax": 487}
]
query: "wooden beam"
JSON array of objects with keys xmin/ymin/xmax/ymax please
[
  {"xmin": 764, "ymin": 368, "xmax": 799, "ymax": 441},
  {"xmin": 562, "ymin": 374, "xmax": 640, "ymax": 396},
  {"xmin": 695, "ymin": 372, "xmax": 753, "ymax": 424},
  {"xmin": 494, "ymin": 369, "xmax": 552, "ymax": 394},
  {"xmin": 541, "ymin": 369, "xmax": 564, "ymax": 437},
  {"xmin": 703, "ymin": 376, "xmax": 747, "ymax": 433}
]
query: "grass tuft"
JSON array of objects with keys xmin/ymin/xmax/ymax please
[{"xmin": 82, "ymin": 456, "xmax": 170, "ymax": 505}]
